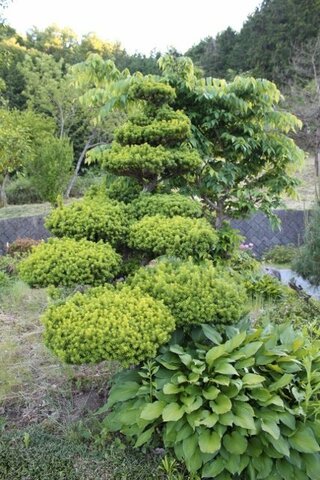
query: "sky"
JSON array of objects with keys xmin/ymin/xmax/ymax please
[{"xmin": 4, "ymin": 0, "xmax": 262, "ymax": 55}]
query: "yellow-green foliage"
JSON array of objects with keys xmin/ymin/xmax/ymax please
[
  {"xmin": 18, "ymin": 238, "xmax": 121, "ymax": 287},
  {"xmin": 45, "ymin": 198, "xmax": 129, "ymax": 246},
  {"xmin": 98, "ymin": 143, "xmax": 201, "ymax": 178},
  {"xmin": 115, "ymin": 116, "xmax": 191, "ymax": 147},
  {"xmin": 130, "ymin": 193, "xmax": 203, "ymax": 219},
  {"xmin": 106, "ymin": 176, "xmax": 142, "ymax": 203},
  {"xmin": 42, "ymin": 286, "xmax": 176, "ymax": 366},
  {"xmin": 129, "ymin": 79, "xmax": 176, "ymax": 105},
  {"xmin": 128, "ymin": 260, "xmax": 248, "ymax": 327},
  {"xmin": 129, "ymin": 215, "xmax": 218, "ymax": 260}
]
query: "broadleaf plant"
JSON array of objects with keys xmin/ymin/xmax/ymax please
[{"xmin": 100, "ymin": 323, "xmax": 320, "ymax": 479}]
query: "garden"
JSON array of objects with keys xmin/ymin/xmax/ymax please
[{"xmin": 1, "ymin": 45, "xmax": 320, "ymax": 480}]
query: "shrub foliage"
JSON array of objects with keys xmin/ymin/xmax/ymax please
[
  {"xmin": 129, "ymin": 215, "xmax": 218, "ymax": 260},
  {"xmin": 129, "ymin": 193, "xmax": 203, "ymax": 220},
  {"xmin": 42, "ymin": 286, "xmax": 175, "ymax": 366},
  {"xmin": 128, "ymin": 260, "xmax": 248, "ymax": 327},
  {"xmin": 45, "ymin": 197, "xmax": 129, "ymax": 246},
  {"xmin": 18, "ymin": 238, "xmax": 121, "ymax": 287}
]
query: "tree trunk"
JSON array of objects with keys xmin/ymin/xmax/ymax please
[
  {"xmin": 65, "ymin": 136, "xmax": 94, "ymax": 198},
  {"xmin": 142, "ymin": 177, "xmax": 158, "ymax": 193},
  {"xmin": 0, "ymin": 172, "xmax": 9, "ymax": 208}
]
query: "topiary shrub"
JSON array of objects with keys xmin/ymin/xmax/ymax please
[
  {"xmin": 45, "ymin": 198, "xmax": 129, "ymax": 246},
  {"xmin": 88, "ymin": 79, "xmax": 201, "ymax": 186},
  {"xmin": 102, "ymin": 323, "xmax": 320, "ymax": 479},
  {"xmin": 128, "ymin": 260, "xmax": 248, "ymax": 328},
  {"xmin": 95, "ymin": 143, "xmax": 201, "ymax": 179},
  {"xmin": 18, "ymin": 238, "xmax": 121, "ymax": 287},
  {"xmin": 105, "ymin": 176, "xmax": 142, "ymax": 204},
  {"xmin": 41, "ymin": 286, "xmax": 175, "ymax": 366},
  {"xmin": 129, "ymin": 215, "xmax": 218, "ymax": 261},
  {"xmin": 129, "ymin": 193, "xmax": 203, "ymax": 220}
]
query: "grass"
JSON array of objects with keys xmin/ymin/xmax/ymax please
[
  {"xmin": 0, "ymin": 203, "xmax": 52, "ymax": 220},
  {"xmin": 283, "ymin": 154, "xmax": 319, "ymax": 209}
]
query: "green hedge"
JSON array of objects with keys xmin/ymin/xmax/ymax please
[
  {"xmin": 42, "ymin": 286, "xmax": 175, "ymax": 366},
  {"xmin": 129, "ymin": 193, "xmax": 203, "ymax": 219},
  {"xmin": 18, "ymin": 238, "xmax": 121, "ymax": 287},
  {"xmin": 129, "ymin": 215, "xmax": 218, "ymax": 260},
  {"xmin": 99, "ymin": 143, "xmax": 201, "ymax": 178},
  {"xmin": 128, "ymin": 260, "xmax": 248, "ymax": 327},
  {"xmin": 45, "ymin": 198, "xmax": 129, "ymax": 246}
]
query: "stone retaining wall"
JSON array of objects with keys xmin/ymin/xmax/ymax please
[
  {"xmin": 230, "ymin": 210, "xmax": 307, "ymax": 256},
  {"xmin": 0, "ymin": 215, "xmax": 50, "ymax": 254},
  {"xmin": 0, "ymin": 209, "xmax": 308, "ymax": 256}
]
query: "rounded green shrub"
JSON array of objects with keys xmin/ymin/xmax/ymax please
[
  {"xmin": 45, "ymin": 198, "xmax": 129, "ymax": 246},
  {"xmin": 129, "ymin": 79, "xmax": 176, "ymax": 105},
  {"xmin": 104, "ymin": 323, "xmax": 320, "ymax": 479},
  {"xmin": 115, "ymin": 116, "xmax": 191, "ymax": 147},
  {"xmin": 129, "ymin": 215, "xmax": 218, "ymax": 260},
  {"xmin": 18, "ymin": 238, "xmax": 121, "ymax": 287},
  {"xmin": 129, "ymin": 193, "xmax": 203, "ymax": 220},
  {"xmin": 41, "ymin": 286, "xmax": 175, "ymax": 366},
  {"xmin": 99, "ymin": 143, "xmax": 201, "ymax": 178},
  {"xmin": 106, "ymin": 176, "xmax": 142, "ymax": 203},
  {"xmin": 128, "ymin": 260, "xmax": 248, "ymax": 327}
]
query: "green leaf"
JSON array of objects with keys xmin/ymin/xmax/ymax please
[
  {"xmin": 162, "ymin": 403, "xmax": 185, "ymax": 422},
  {"xmin": 269, "ymin": 373, "xmax": 294, "ymax": 392},
  {"xmin": 272, "ymin": 436, "xmax": 290, "ymax": 457},
  {"xmin": 210, "ymin": 394, "xmax": 232, "ymax": 414},
  {"xmin": 261, "ymin": 419, "xmax": 280, "ymax": 440},
  {"xmin": 163, "ymin": 383, "xmax": 182, "ymax": 394},
  {"xmin": 224, "ymin": 331, "xmax": 247, "ymax": 352},
  {"xmin": 203, "ymin": 385, "xmax": 220, "ymax": 400},
  {"xmin": 242, "ymin": 373, "xmax": 266, "ymax": 386},
  {"xmin": 183, "ymin": 433, "xmax": 198, "ymax": 459},
  {"xmin": 214, "ymin": 360, "xmax": 238, "ymax": 376},
  {"xmin": 186, "ymin": 447, "xmax": 203, "ymax": 473},
  {"xmin": 233, "ymin": 403, "xmax": 256, "ymax": 430},
  {"xmin": 176, "ymin": 423, "xmax": 193, "ymax": 442},
  {"xmin": 134, "ymin": 426, "xmax": 155, "ymax": 447},
  {"xmin": 219, "ymin": 411, "xmax": 234, "ymax": 426},
  {"xmin": 140, "ymin": 401, "xmax": 165, "ymax": 421},
  {"xmin": 224, "ymin": 453, "xmax": 241, "ymax": 475},
  {"xmin": 106, "ymin": 381, "xmax": 140, "ymax": 408},
  {"xmin": 223, "ymin": 431, "xmax": 248, "ymax": 454},
  {"xmin": 276, "ymin": 459, "xmax": 294, "ymax": 479},
  {"xmin": 305, "ymin": 453, "xmax": 320, "ymax": 480},
  {"xmin": 289, "ymin": 426, "xmax": 320, "ymax": 453},
  {"xmin": 201, "ymin": 324, "xmax": 222, "ymax": 344},
  {"xmin": 198, "ymin": 429, "xmax": 221, "ymax": 454},
  {"xmin": 206, "ymin": 344, "xmax": 226, "ymax": 367},
  {"xmin": 200, "ymin": 412, "xmax": 219, "ymax": 428},
  {"xmin": 237, "ymin": 341, "xmax": 263, "ymax": 358},
  {"xmin": 202, "ymin": 458, "xmax": 225, "ymax": 478}
]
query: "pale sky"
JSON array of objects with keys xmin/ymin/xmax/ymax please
[{"xmin": 5, "ymin": 0, "xmax": 262, "ymax": 55}]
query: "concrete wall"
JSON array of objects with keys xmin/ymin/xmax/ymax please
[{"xmin": 0, "ymin": 209, "xmax": 308, "ymax": 256}]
